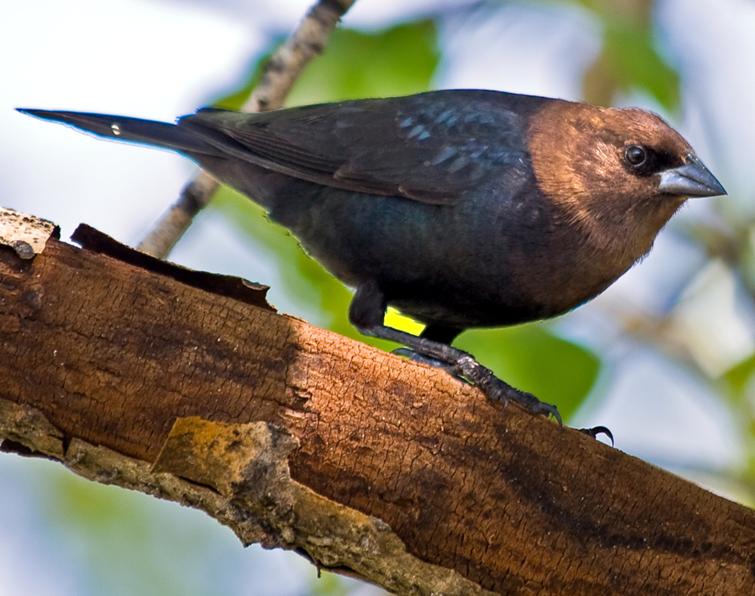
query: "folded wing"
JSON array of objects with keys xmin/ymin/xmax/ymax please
[{"xmin": 181, "ymin": 89, "xmax": 539, "ymax": 205}]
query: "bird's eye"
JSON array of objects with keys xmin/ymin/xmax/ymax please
[{"xmin": 625, "ymin": 145, "xmax": 648, "ymax": 167}]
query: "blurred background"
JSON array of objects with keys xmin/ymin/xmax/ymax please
[{"xmin": 1, "ymin": 0, "xmax": 754, "ymax": 594}]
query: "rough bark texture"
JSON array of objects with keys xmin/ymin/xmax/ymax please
[
  {"xmin": 0, "ymin": 403, "xmax": 487, "ymax": 596},
  {"xmin": 0, "ymin": 212, "xmax": 753, "ymax": 595}
]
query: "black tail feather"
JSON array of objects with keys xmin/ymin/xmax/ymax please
[{"xmin": 16, "ymin": 108, "xmax": 217, "ymax": 156}]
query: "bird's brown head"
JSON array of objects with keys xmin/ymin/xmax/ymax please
[{"xmin": 528, "ymin": 100, "xmax": 725, "ymax": 260}]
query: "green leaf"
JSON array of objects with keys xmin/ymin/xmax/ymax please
[
  {"xmin": 287, "ymin": 20, "xmax": 439, "ymax": 104},
  {"xmin": 601, "ymin": 21, "xmax": 680, "ymax": 111},
  {"xmin": 720, "ymin": 353, "xmax": 755, "ymax": 446},
  {"xmin": 722, "ymin": 353, "xmax": 755, "ymax": 397},
  {"xmin": 213, "ymin": 20, "xmax": 439, "ymax": 111},
  {"xmin": 309, "ymin": 571, "xmax": 351, "ymax": 596}
]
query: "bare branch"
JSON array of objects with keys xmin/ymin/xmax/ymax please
[{"xmin": 137, "ymin": 0, "xmax": 356, "ymax": 258}]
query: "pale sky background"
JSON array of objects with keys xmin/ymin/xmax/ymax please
[{"xmin": 1, "ymin": 0, "xmax": 754, "ymax": 594}]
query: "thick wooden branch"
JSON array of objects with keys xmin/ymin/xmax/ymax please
[{"xmin": 0, "ymin": 208, "xmax": 753, "ymax": 595}]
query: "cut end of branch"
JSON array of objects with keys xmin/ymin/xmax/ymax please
[{"xmin": 0, "ymin": 207, "xmax": 58, "ymax": 259}]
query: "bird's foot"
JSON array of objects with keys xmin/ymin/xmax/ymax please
[
  {"xmin": 398, "ymin": 345, "xmax": 562, "ymax": 424},
  {"xmin": 578, "ymin": 425, "xmax": 614, "ymax": 445},
  {"xmin": 392, "ymin": 347, "xmax": 468, "ymax": 381},
  {"xmin": 356, "ymin": 318, "xmax": 561, "ymax": 423},
  {"xmin": 399, "ymin": 340, "xmax": 613, "ymax": 435},
  {"xmin": 452, "ymin": 355, "xmax": 562, "ymax": 424}
]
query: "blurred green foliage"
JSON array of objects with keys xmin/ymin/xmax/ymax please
[
  {"xmin": 457, "ymin": 326, "xmax": 600, "ymax": 421},
  {"xmin": 596, "ymin": 20, "xmax": 680, "ymax": 109},
  {"xmin": 576, "ymin": 0, "xmax": 680, "ymax": 109},
  {"xmin": 40, "ymin": 468, "xmax": 223, "ymax": 596},
  {"xmin": 288, "ymin": 20, "xmax": 440, "ymax": 105},
  {"xmin": 215, "ymin": 20, "xmax": 439, "ymax": 111},
  {"xmin": 721, "ymin": 344, "xmax": 755, "ymax": 487}
]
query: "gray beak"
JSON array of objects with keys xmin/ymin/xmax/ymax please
[{"xmin": 658, "ymin": 154, "xmax": 726, "ymax": 198}]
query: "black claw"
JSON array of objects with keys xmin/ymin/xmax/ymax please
[
  {"xmin": 579, "ymin": 425, "xmax": 614, "ymax": 445},
  {"xmin": 510, "ymin": 390, "xmax": 562, "ymax": 425},
  {"xmin": 536, "ymin": 401, "xmax": 563, "ymax": 426}
]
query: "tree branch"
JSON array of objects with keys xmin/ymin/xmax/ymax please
[
  {"xmin": 137, "ymin": 0, "xmax": 356, "ymax": 258},
  {"xmin": 1, "ymin": 208, "xmax": 753, "ymax": 595}
]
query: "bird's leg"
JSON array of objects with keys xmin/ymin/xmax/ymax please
[
  {"xmin": 394, "ymin": 325, "xmax": 467, "ymax": 378},
  {"xmin": 392, "ymin": 347, "xmax": 464, "ymax": 378},
  {"xmin": 349, "ymin": 283, "xmax": 562, "ymax": 424},
  {"xmin": 366, "ymin": 324, "xmax": 562, "ymax": 423}
]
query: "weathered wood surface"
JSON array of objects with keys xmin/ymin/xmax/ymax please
[{"xmin": 0, "ymin": 220, "xmax": 752, "ymax": 595}]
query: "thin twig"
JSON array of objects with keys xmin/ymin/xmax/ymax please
[{"xmin": 138, "ymin": 0, "xmax": 356, "ymax": 258}]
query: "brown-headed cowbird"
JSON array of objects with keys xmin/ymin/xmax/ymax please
[{"xmin": 18, "ymin": 90, "xmax": 726, "ymax": 424}]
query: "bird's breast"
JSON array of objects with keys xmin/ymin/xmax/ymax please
[{"xmin": 267, "ymin": 181, "xmax": 637, "ymax": 328}]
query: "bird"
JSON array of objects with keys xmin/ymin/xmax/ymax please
[{"xmin": 18, "ymin": 89, "xmax": 726, "ymax": 427}]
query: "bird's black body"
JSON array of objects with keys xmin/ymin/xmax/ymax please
[
  {"xmin": 20, "ymin": 89, "xmax": 725, "ymax": 422},
  {"xmin": 22, "ymin": 91, "xmax": 603, "ymax": 328},
  {"xmin": 189, "ymin": 91, "xmax": 610, "ymax": 329}
]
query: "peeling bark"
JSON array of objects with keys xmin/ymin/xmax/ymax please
[
  {"xmin": 0, "ymin": 402, "xmax": 488, "ymax": 595},
  {"xmin": 0, "ymin": 211, "xmax": 753, "ymax": 595}
]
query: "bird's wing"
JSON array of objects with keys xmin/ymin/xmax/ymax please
[{"xmin": 180, "ymin": 90, "xmax": 541, "ymax": 206}]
